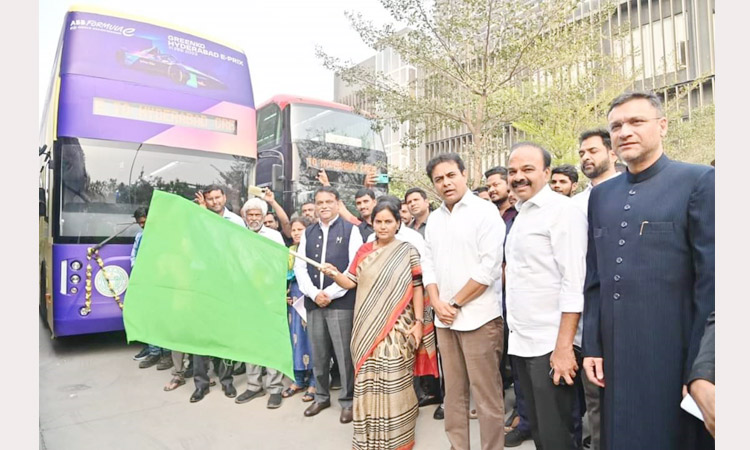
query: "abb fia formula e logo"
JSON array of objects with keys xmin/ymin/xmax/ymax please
[{"xmin": 69, "ymin": 19, "xmax": 135, "ymax": 37}]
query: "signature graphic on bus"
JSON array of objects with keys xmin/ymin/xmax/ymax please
[{"xmin": 116, "ymin": 46, "xmax": 227, "ymax": 90}]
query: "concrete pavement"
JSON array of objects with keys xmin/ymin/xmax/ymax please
[{"xmin": 39, "ymin": 320, "xmax": 536, "ymax": 449}]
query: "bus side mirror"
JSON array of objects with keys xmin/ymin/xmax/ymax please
[
  {"xmin": 271, "ymin": 164, "xmax": 284, "ymax": 193},
  {"xmin": 39, "ymin": 188, "xmax": 46, "ymax": 217}
]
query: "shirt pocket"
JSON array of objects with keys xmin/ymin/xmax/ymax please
[{"xmin": 641, "ymin": 221, "xmax": 675, "ymax": 234}]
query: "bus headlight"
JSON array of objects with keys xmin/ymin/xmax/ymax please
[
  {"xmin": 71, "ymin": 261, "xmax": 82, "ymax": 270},
  {"xmin": 70, "ymin": 274, "xmax": 81, "ymax": 284}
]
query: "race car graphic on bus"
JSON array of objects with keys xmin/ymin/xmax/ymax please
[
  {"xmin": 39, "ymin": 6, "xmax": 256, "ymax": 337},
  {"xmin": 116, "ymin": 45, "xmax": 227, "ymax": 90}
]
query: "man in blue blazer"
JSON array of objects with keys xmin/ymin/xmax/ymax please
[{"xmin": 582, "ymin": 91, "xmax": 714, "ymax": 450}]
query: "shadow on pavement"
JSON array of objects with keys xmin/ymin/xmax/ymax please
[{"xmin": 39, "ymin": 316, "xmax": 134, "ymax": 357}]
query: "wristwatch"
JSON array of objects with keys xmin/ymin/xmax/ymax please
[{"xmin": 448, "ymin": 298, "xmax": 462, "ymax": 309}]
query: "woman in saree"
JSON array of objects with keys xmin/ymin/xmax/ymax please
[
  {"xmin": 321, "ymin": 198, "xmax": 428, "ymax": 450},
  {"xmin": 283, "ymin": 217, "xmax": 316, "ymax": 402}
]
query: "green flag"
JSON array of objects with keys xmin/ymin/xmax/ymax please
[{"xmin": 123, "ymin": 190, "xmax": 293, "ymax": 378}]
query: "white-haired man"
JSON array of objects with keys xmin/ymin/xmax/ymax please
[{"xmin": 234, "ymin": 197, "xmax": 288, "ymax": 409}]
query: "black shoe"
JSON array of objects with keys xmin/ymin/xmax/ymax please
[
  {"xmin": 189, "ymin": 388, "xmax": 209, "ymax": 403},
  {"xmin": 223, "ymin": 384, "xmax": 237, "ymax": 398},
  {"xmin": 340, "ymin": 407, "xmax": 353, "ymax": 424},
  {"xmin": 138, "ymin": 354, "xmax": 160, "ymax": 369},
  {"xmin": 156, "ymin": 354, "xmax": 174, "ymax": 371},
  {"xmin": 583, "ymin": 436, "xmax": 592, "ymax": 448},
  {"xmin": 233, "ymin": 363, "xmax": 246, "ymax": 376},
  {"xmin": 267, "ymin": 393, "xmax": 282, "ymax": 409},
  {"xmin": 433, "ymin": 405, "xmax": 444, "ymax": 420},
  {"xmin": 418, "ymin": 394, "xmax": 441, "ymax": 407},
  {"xmin": 133, "ymin": 346, "xmax": 150, "ymax": 361},
  {"xmin": 304, "ymin": 401, "xmax": 331, "ymax": 417},
  {"xmin": 505, "ymin": 427, "xmax": 532, "ymax": 447},
  {"xmin": 235, "ymin": 389, "xmax": 265, "ymax": 404}
]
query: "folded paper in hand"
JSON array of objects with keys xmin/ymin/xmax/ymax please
[
  {"xmin": 292, "ymin": 296, "xmax": 307, "ymax": 323},
  {"xmin": 680, "ymin": 394, "xmax": 705, "ymax": 422}
]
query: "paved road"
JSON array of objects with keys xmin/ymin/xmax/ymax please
[{"xmin": 39, "ymin": 319, "xmax": 536, "ymax": 449}]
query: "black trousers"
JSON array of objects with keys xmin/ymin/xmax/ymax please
[
  {"xmin": 512, "ymin": 350, "xmax": 583, "ymax": 450},
  {"xmin": 193, "ymin": 355, "xmax": 234, "ymax": 391},
  {"xmin": 414, "ymin": 374, "xmax": 442, "ymax": 400},
  {"xmin": 414, "ymin": 308, "xmax": 443, "ymax": 402},
  {"xmin": 500, "ymin": 321, "xmax": 512, "ymax": 389}
]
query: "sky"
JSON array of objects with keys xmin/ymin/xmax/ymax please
[{"xmin": 38, "ymin": 0, "xmax": 395, "ymax": 122}]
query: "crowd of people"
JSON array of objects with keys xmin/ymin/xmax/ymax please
[{"xmin": 129, "ymin": 91, "xmax": 715, "ymax": 450}]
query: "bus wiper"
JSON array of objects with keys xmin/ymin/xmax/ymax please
[{"xmin": 92, "ymin": 222, "xmax": 138, "ymax": 252}]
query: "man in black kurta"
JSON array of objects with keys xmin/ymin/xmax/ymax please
[{"xmin": 582, "ymin": 92, "xmax": 714, "ymax": 450}]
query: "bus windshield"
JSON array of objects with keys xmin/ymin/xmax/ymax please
[
  {"xmin": 290, "ymin": 104, "xmax": 384, "ymax": 152},
  {"xmin": 57, "ymin": 137, "xmax": 253, "ymax": 243},
  {"xmin": 287, "ymin": 104, "xmax": 387, "ymax": 213}
]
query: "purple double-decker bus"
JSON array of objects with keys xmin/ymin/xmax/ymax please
[{"xmin": 39, "ymin": 6, "xmax": 257, "ymax": 337}]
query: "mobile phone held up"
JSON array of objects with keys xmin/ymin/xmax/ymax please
[
  {"xmin": 306, "ymin": 166, "xmax": 320, "ymax": 179},
  {"xmin": 375, "ymin": 173, "xmax": 389, "ymax": 184}
]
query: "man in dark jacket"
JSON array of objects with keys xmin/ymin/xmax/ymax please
[
  {"xmin": 688, "ymin": 311, "xmax": 715, "ymax": 438},
  {"xmin": 293, "ymin": 186, "xmax": 363, "ymax": 424},
  {"xmin": 582, "ymin": 91, "xmax": 714, "ymax": 450}
]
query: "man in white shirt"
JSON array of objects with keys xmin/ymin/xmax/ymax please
[
  {"xmin": 505, "ymin": 142, "xmax": 588, "ymax": 450},
  {"xmin": 293, "ymin": 186, "xmax": 363, "ymax": 424},
  {"xmin": 234, "ymin": 198, "xmax": 288, "ymax": 409},
  {"xmin": 194, "ymin": 184, "xmax": 246, "ymax": 227},
  {"xmin": 421, "ymin": 153, "xmax": 506, "ymax": 450},
  {"xmin": 572, "ymin": 129, "xmax": 621, "ymax": 216},
  {"xmin": 572, "ymin": 129, "xmax": 619, "ymax": 450}
]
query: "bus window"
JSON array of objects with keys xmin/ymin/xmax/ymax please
[
  {"xmin": 55, "ymin": 137, "xmax": 253, "ymax": 244},
  {"xmin": 257, "ymin": 103, "xmax": 282, "ymax": 150}
]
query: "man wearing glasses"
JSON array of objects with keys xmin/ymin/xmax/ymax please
[{"xmin": 582, "ymin": 91, "xmax": 715, "ymax": 450}]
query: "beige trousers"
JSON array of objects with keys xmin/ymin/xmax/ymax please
[{"xmin": 436, "ymin": 317, "xmax": 505, "ymax": 450}]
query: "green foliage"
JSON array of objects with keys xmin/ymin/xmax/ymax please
[
  {"xmin": 319, "ymin": 0, "xmax": 620, "ymax": 186},
  {"xmin": 664, "ymin": 104, "xmax": 715, "ymax": 166},
  {"xmin": 387, "ymin": 166, "xmax": 440, "ymax": 204}
]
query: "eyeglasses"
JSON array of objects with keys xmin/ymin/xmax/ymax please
[{"xmin": 608, "ymin": 117, "xmax": 663, "ymax": 133}]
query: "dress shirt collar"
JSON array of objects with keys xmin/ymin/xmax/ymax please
[
  {"xmin": 626, "ymin": 152, "xmax": 670, "ymax": 183},
  {"xmin": 516, "ymin": 184, "xmax": 556, "ymax": 210},
  {"xmin": 585, "ymin": 171, "xmax": 621, "ymax": 192},
  {"xmin": 439, "ymin": 189, "xmax": 473, "ymax": 214},
  {"xmin": 319, "ymin": 215, "xmax": 340, "ymax": 229}
]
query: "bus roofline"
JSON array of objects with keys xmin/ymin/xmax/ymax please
[
  {"xmin": 67, "ymin": 4, "xmax": 246, "ymax": 54},
  {"xmin": 259, "ymin": 95, "xmax": 377, "ymax": 118}
]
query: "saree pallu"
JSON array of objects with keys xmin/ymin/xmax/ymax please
[
  {"xmin": 414, "ymin": 292, "xmax": 439, "ymax": 378},
  {"xmin": 347, "ymin": 240, "xmax": 425, "ymax": 450}
]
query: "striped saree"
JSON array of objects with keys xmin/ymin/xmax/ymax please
[{"xmin": 346, "ymin": 240, "xmax": 436, "ymax": 450}]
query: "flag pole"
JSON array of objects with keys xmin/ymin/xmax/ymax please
[{"xmin": 289, "ymin": 249, "xmax": 324, "ymax": 271}]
